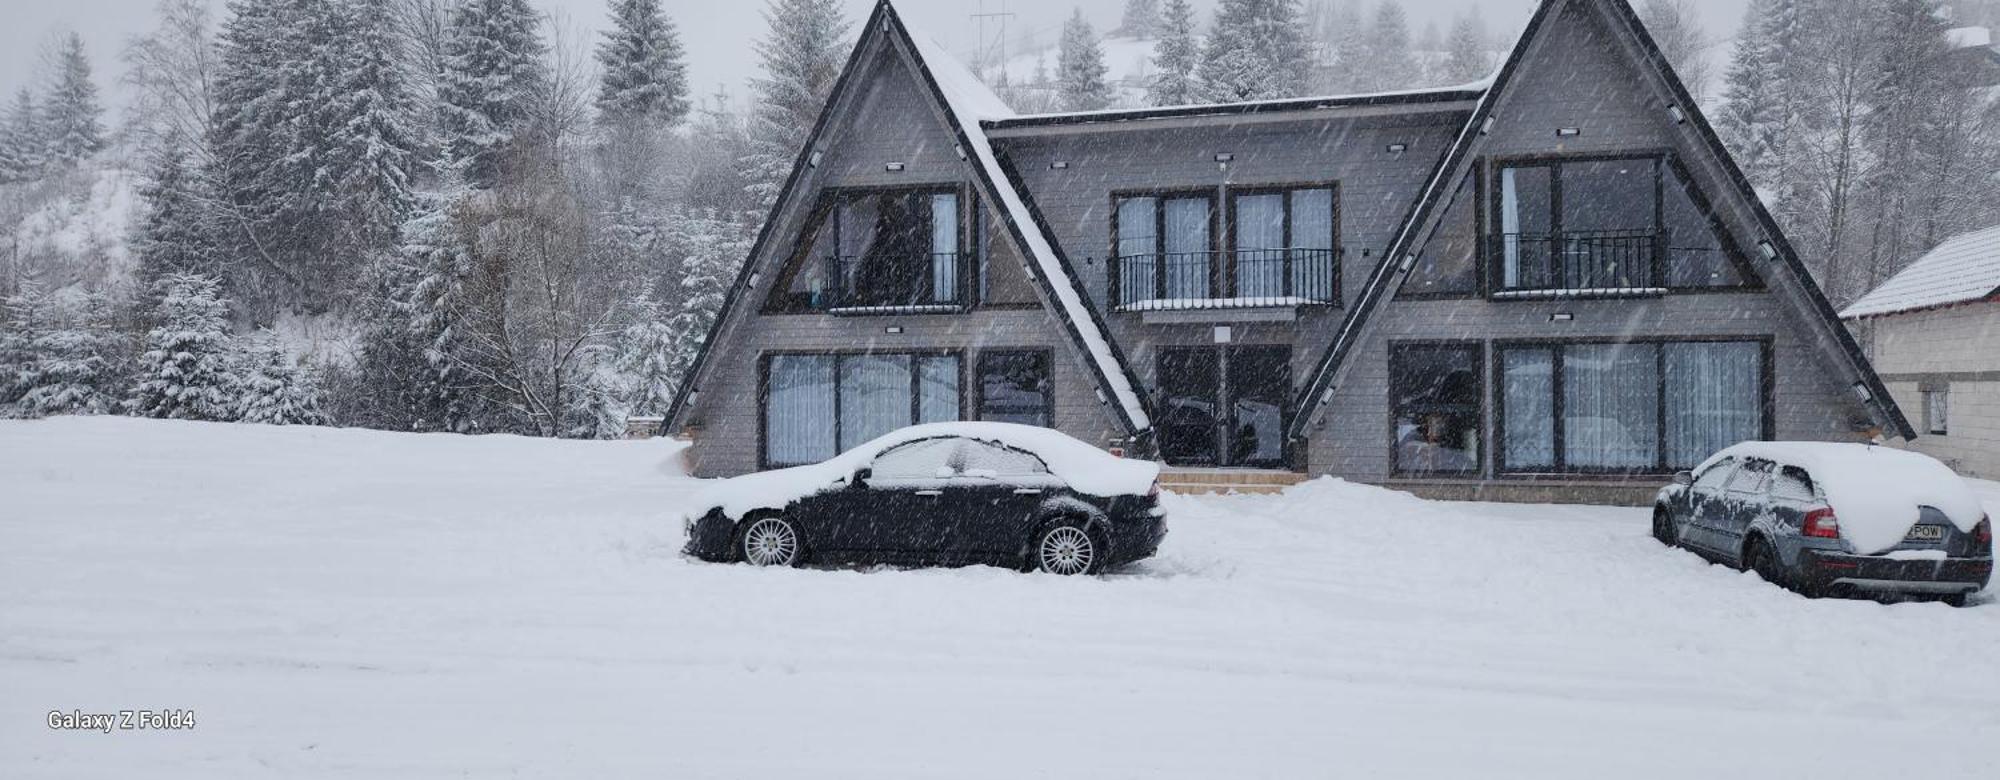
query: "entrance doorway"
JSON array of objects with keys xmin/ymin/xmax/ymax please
[{"xmin": 1156, "ymin": 346, "xmax": 1292, "ymax": 468}]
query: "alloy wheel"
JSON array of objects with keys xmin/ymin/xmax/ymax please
[
  {"xmin": 1039, "ymin": 526, "xmax": 1095, "ymax": 575},
  {"xmin": 742, "ymin": 517, "xmax": 800, "ymax": 567}
]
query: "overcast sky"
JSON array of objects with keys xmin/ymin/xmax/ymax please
[{"xmin": 0, "ymin": 0, "xmax": 1749, "ymax": 116}]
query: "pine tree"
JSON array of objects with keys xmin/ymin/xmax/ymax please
[
  {"xmin": 133, "ymin": 146, "xmax": 218, "ymax": 308},
  {"xmin": 312, "ymin": 0, "xmax": 416, "ymax": 245},
  {"xmin": 596, "ymin": 0, "xmax": 691, "ymax": 129},
  {"xmin": 1638, "ymin": 0, "xmax": 1712, "ymax": 100},
  {"xmin": 0, "ymin": 89, "xmax": 45, "ymax": 183},
  {"xmin": 235, "ymin": 330, "xmax": 330, "ymax": 425},
  {"xmin": 1147, "ymin": 0, "xmax": 1202, "ymax": 106},
  {"xmin": 743, "ymin": 0, "xmax": 850, "ymax": 211},
  {"xmin": 1118, "ymin": 0, "xmax": 1163, "ymax": 38},
  {"xmin": 1327, "ymin": 0, "xmax": 1370, "ymax": 93},
  {"xmin": 1058, "ymin": 9, "xmax": 1114, "ymax": 112},
  {"xmin": 126, "ymin": 273, "xmax": 240, "ymax": 421},
  {"xmin": 1197, "ymin": 0, "xmax": 1312, "ymax": 102},
  {"xmin": 439, "ymin": 0, "xmax": 548, "ymax": 188},
  {"xmin": 657, "ymin": 209, "xmax": 752, "ymax": 398},
  {"xmin": 40, "ymin": 32, "xmax": 104, "ymax": 166},
  {"xmin": 16, "ymin": 289, "xmax": 124, "ymax": 417},
  {"xmin": 1717, "ymin": 0, "xmax": 1783, "ymax": 186},
  {"xmin": 0, "ymin": 284, "xmax": 50, "ymax": 414},
  {"xmin": 396, "ymin": 184, "xmax": 480, "ymax": 432},
  {"xmin": 1360, "ymin": 0, "xmax": 1414, "ymax": 93},
  {"xmin": 1440, "ymin": 6, "xmax": 1491, "ymax": 85}
]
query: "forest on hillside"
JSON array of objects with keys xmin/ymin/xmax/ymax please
[{"xmin": 1, "ymin": 0, "xmax": 1997, "ymax": 438}]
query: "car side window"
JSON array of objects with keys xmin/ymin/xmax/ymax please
[
  {"xmin": 1726, "ymin": 459, "xmax": 1772, "ymax": 495},
  {"xmin": 1692, "ymin": 459, "xmax": 1735, "ymax": 490},
  {"xmin": 870, "ymin": 438, "xmax": 963, "ymax": 482},
  {"xmin": 1770, "ymin": 466, "xmax": 1816, "ymax": 503},
  {"xmin": 955, "ymin": 440, "xmax": 1051, "ymax": 480}
]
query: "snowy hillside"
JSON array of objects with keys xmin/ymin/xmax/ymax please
[
  {"xmin": 3, "ymin": 165, "xmax": 142, "ymax": 290},
  {"xmin": 4, "ymin": 417, "xmax": 1999, "ymax": 777}
]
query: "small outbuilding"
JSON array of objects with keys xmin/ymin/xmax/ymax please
[{"xmin": 1842, "ymin": 225, "xmax": 2000, "ymax": 479}]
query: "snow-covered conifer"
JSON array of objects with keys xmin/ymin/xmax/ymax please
[
  {"xmin": 0, "ymin": 285, "xmax": 50, "ymax": 413},
  {"xmin": 1358, "ymin": 0, "xmax": 1413, "ymax": 94},
  {"xmin": 0, "ymin": 89, "xmax": 45, "ymax": 183},
  {"xmin": 235, "ymin": 330, "xmax": 330, "ymax": 425},
  {"xmin": 1197, "ymin": 0, "xmax": 1311, "ymax": 102},
  {"xmin": 17, "ymin": 290, "xmax": 124, "ymax": 417},
  {"xmin": 126, "ymin": 274, "xmax": 240, "ymax": 421},
  {"xmin": 595, "ymin": 0, "xmax": 691, "ymax": 129},
  {"xmin": 1118, "ymin": 0, "xmax": 1162, "ymax": 38},
  {"xmin": 1058, "ymin": 10, "xmax": 1113, "ymax": 112},
  {"xmin": 1440, "ymin": 6, "xmax": 1492, "ymax": 85},
  {"xmin": 133, "ymin": 147, "xmax": 218, "ymax": 306},
  {"xmin": 1147, "ymin": 0, "xmax": 1201, "ymax": 106},
  {"xmin": 743, "ymin": 0, "xmax": 850, "ymax": 210},
  {"xmin": 439, "ymin": 0, "xmax": 548, "ymax": 187},
  {"xmin": 41, "ymin": 32, "xmax": 104, "ymax": 166}
]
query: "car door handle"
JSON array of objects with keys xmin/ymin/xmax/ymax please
[
  {"xmin": 1012, "ymin": 488, "xmax": 1042, "ymax": 495},
  {"xmin": 914, "ymin": 490, "xmax": 943, "ymax": 497}
]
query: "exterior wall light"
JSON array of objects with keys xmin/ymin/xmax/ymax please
[
  {"xmin": 1758, "ymin": 241, "xmax": 1779, "ymax": 261},
  {"xmin": 1050, "ymin": 161, "xmax": 1070, "ymax": 170},
  {"xmin": 884, "ymin": 162, "xmax": 906, "ymax": 172},
  {"xmin": 1387, "ymin": 143, "xmax": 1409, "ymax": 154},
  {"xmin": 1668, "ymin": 105, "xmax": 1687, "ymax": 124},
  {"xmin": 808, "ymin": 150, "xmax": 823, "ymax": 167},
  {"xmin": 1213, "ymin": 153, "xmax": 1235, "ymax": 163},
  {"xmin": 1556, "ymin": 127, "xmax": 1582, "ymax": 137},
  {"xmin": 1549, "ymin": 312, "xmax": 1575, "ymax": 322}
]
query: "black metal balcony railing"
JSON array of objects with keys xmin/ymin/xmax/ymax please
[
  {"xmin": 1492, "ymin": 230, "xmax": 1664, "ymax": 295},
  {"xmin": 816, "ymin": 254, "xmax": 964, "ymax": 312},
  {"xmin": 1115, "ymin": 248, "xmax": 1338, "ymax": 310}
]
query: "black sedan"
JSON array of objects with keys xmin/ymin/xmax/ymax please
[{"xmin": 681, "ymin": 423, "xmax": 1166, "ymax": 575}]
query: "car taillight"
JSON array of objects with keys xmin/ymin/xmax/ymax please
[
  {"xmin": 1976, "ymin": 516, "xmax": 1992, "ymax": 546},
  {"xmin": 1146, "ymin": 480, "xmax": 1160, "ymax": 499},
  {"xmin": 1803, "ymin": 508, "xmax": 1840, "ymax": 539}
]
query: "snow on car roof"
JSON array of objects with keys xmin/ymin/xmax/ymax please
[
  {"xmin": 687, "ymin": 422, "xmax": 1161, "ymax": 521},
  {"xmin": 1697, "ymin": 442, "xmax": 1986, "ymax": 554},
  {"xmin": 1839, "ymin": 224, "xmax": 2000, "ymax": 318}
]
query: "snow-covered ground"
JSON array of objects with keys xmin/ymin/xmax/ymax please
[{"xmin": 3, "ymin": 417, "xmax": 1998, "ymax": 778}]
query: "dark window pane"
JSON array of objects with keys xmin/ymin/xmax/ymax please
[
  {"xmin": 841, "ymin": 191, "xmax": 949, "ymax": 307},
  {"xmin": 977, "ymin": 351, "xmax": 1050, "ymax": 427},
  {"xmin": 1157, "ymin": 348, "xmax": 1220, "ymax": 465},
  {"xmin": 1502, "ymin": 348, "xmax": 1555, "ymax": 470},
  {"xmin": 1227, "ymin": 346, "xmax": 1290, "ymax": 467},
  {"xmin": 1561, "ymin": 159, "xmax": 1657, "ymax": 234},
  {"xmin": 1664, "ymin": 342, "xmax": 1761, "ymax": 467},
  {"xmin": 1662, "ymin": 171, "xmax": 1745, "ymax": 288},
  {"xmin": 1410, "ymin": 175, "xmax": 1479, "ymax": 294},
  {"xmin": 1563, "ymin": 343, "xmax": 1659, "ymax": 469},
  {"xmin": 1392, "ymin": 344, "xmax": 1482, "ymax": 474}
]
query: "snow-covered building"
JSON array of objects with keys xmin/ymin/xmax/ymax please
[
  {"xmin": 664, "ymin": 0, "xmax": 1908, "ymax": 504},
  {"xmin": 1842, "ymin": 225, "xmax": 2000, "ymax": 480}
]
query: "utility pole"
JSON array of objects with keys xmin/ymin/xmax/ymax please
[{"xmin": 969, "ymin": 0, "xmax": 1017, "ymax": 84}]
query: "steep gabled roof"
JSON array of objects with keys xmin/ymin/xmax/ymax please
[
  {"xmin": 1841, "ymin": 224, "xmax": 2000, "ymax": 319},
  {"xmin": 1288, "ymin": 0, "xmax": 1915, "ymax": 441},
  {"xmin": 664, "ymin": 0, "xmax": 1151, "ymax": 439}
]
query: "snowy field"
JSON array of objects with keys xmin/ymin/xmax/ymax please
[{"xmin": 4, "ymin": 417, "xmax": 1999, "ymax": 778}]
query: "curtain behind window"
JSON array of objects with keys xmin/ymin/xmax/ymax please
[
  {"xmin": 1164, "ymin": 197, "xmax": 1211, "ymax": 298},
  {"xmin": 1502, "ymin": 348, "xmax": 1555, "ymax": 469},
  {"xmin": 918, "ymin": 355, "xmax": 960, "ymax": 424},
  {"xmin": 1664, "ymin": 342, "xmax": 1761, "ymax": 467},
  {"xmin": 1234, "ymin": 193, "xmax": 1285, "ymax": 298},
  {"xmin": 931, "ymin": 193, "xmax": 958, "ymax": 303},
  {"xmin": 1563, "ymin": 344, "xmax": 1658, "ymax": 469},
  {"xmin": 840, "ymin": 355, "xmax": 912, "ymax": 451},
  {"xmin": 767, "ymin": 356, "xmax": 837, "ymax": 465}
]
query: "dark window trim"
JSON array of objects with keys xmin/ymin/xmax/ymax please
[
  {"xmin": 1154, "ymin": 343, "xmax": 1296, "ymax": 469},
  {"xmin": 761, "ymin": 183, "xmax": 977, "ymax": 315},
  {"xmin": 1224, "ymin": 180, "xmax": 1343, "ymax": 302},
  {"xmin": 1491, "ymin": 336, "xmax": 1775, "ymax": 477},
  {"xmin": 1386, "ymin": 340, "xmax": 1487, "ymax": 478},
  {"xmin": 1486, "ymin": 151, "xmax": 1667, "ymax": 299},
  {"xmin": 1922, "ymin": 386, "xmax": 1950, "ymax": 435},
  {"xmin": 974, "ymin": 347, "xmax": 1057, "ymax": 427},
  {"xmin": 757, "ymin": 348, "xmax": 968, "ymax": 470},
  {"xmin": 1400, "ymin": 166, "xmax": 1487, "ymax": 301},
  {"xmin": 1109, "ymin": 186, "xmax": 1220, "ymax": 306}
]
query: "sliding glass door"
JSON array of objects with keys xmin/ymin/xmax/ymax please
[{"xmin": 1498, "ymin": 340, "xmax": 1766, "ymax": 473}]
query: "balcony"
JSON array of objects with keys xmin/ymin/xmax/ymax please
[
  {"xmin": 1114, "ymin": 248, "xmax": 1339, "ymax": 312},
  {"xmin": 1491, "ymin": 230, "xmax": 1667, "ymax": 298},
  {"xmin": 816, "ymin": 253, "xmax": 966, "ymax": 315}
]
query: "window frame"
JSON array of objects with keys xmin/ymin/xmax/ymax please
[
  {"xmin": 757, "ymin": 349, "xmax": 967, "ymax": 469},
  {"xmin": 1224, "ymin": 181, "xmax": 1342, "ymax": 303},
  {"xmin": 1387, "ymin": 341, "xmax": 1487, "ymax": 477},
  {"xmin": 1922, "ymin": 385, "xmax": 1950, "ymax": 436},
  {"xmin": 763, "ymin": 184, "xmax": 977, "ymax": 315},
  {"xmin": 974, "ymin": 348, "xmax": 1056, "ymax": 428},
  {"xmin": 1402, "ymin": 167, "xmax": 1486, "ymax": 301},
  {"xmin": 1109, "ymin": 187, "xmax": 1219, "ymax": 307},
  {"xmin": 1493, "ymin": 337, "xmax": 1775, "ymax": 476}
]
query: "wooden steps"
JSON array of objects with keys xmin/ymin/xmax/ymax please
[{"xmin": 1157, "ymin": 468, "xmax": 1309, "ymax": 496}]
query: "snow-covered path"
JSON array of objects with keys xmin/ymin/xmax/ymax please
[{"xmin": 3, "ymin": 417, "xmax": 1997, "ymax": 778}]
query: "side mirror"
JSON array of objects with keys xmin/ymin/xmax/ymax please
[
  {"xmin": 851, "ymin": 467, "xmax": 872, "ymax": 488},
  {"xmin": 1672, "ymin": 470, "xmax": 1694, "ymax": 487}
]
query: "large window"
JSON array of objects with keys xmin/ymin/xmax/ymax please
[
  {"xmin": 1495, "ymin": 157, "xmax": 1660, "ymax": 294},
  {"xmin": 1115, "ymin": 193, "xmax": 1214, "ymax": 306},
  {"xmin": 1391, "ymin": 344, "xmax": 1483, "ymax": 475},
  {"xmin": 976, "ymin": 350, "xmax": 1052, "ymax": 427},
  {"xmin": 1923, "ymin": 385, "xmax": 1949, "ymax": 435},
  {"xmin": 1230, "ymin": 186, "xmax": 1337, "ymax": 302},
  {"xmin": 1499, "ymin": 340, "xmax": 1765, "ymax": 473},
  {"xmin": 1407, "ymin": 174, "xmax": 1481, "ymax": 296},
  {"xmin": 775, "ymin": 188, "xmax": 966, "ymax": 312},
  {"xmin": 763, "ymin": 353, "xmax": 961, "ymax": 467}
]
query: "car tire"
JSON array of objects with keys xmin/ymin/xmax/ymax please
[
  {"xmin": 1744, "ymin": 536, "xmax": 1788, "ymax": 591},
  {"xmin": 1652, "ymin": 509, "xmax": 1677, "ymax": 547},
  {"xmin": 1942, "ymin": 593, "xmax": 1971, "ymax": 608},
  {"xmin": 1033, "ymin": 519, "xmax": 1102, "ymax": 576},
  {"xmin": 738, "ymin": 515, "xmax": 804, "ymax": 567}
]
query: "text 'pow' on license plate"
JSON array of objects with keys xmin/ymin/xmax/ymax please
[{"xmin": 1905, "ymin": 524, "xmax": 1946, "ymax": 542}]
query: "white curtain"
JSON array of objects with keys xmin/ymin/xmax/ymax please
[
  {"xmin": 1234, "ymin": 193, "xmax": 1285, "ymax": 298},
  {"xmin": 1290, "ymin": 188, "xmax": 1334, "ymax": 300},
  {"xmin": 930, "ymin": 193, "xmax": 958, "ymax": 303},
  {"xmin": 839, "ymin": 355, "xmax": 912, "ymax": 451},
  {"xmin": 917, "ymin": 355, "xmax": 960, "ymax": 424},
  {"xmin": 1164, "ymin": 197, "xmax": 1211, "ymax": 299},
  {"xmin": 767, "ymin": 355, "xmax": 836, "ymax": 465},
  {"xmin": 1564, "ymin": 344, "xmax": 1659, "ymax": 469},
  {"xmin": 1502, "ymin": 348, "xmax": 1555, "ymax": 469},
  {"xmin": 1665, "ymin": 342, "xmax": 1761, "ymax": 467},
  {"xmin": 1500, "ymin": 168, "xmax": 1523, "ymax": 288},
  {"xmin": 1117, "ymin": 197, "xmax": 1158, "ymax": 304}
]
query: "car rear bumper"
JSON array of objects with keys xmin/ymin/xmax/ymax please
[
  {"xmin": 1801, "ymin": 550, "xmax": 1992, "ymax": 595},
  {"xmin": 1105, "ymin": 511, "xmax": 1167, "ymax": 565}
]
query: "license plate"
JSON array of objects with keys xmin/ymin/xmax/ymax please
[{"xmin": 1905, "ymin": 524, "xmax": 1946, "ymax": 542}]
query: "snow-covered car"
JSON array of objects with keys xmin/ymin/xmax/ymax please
[
  {"xmin": 680, "ymin": 422, "xmax": 1166, "ymax": 575},
  {"xmin": 1653, "ymin": 442, "xmax": 1993, "ymax": 605}
]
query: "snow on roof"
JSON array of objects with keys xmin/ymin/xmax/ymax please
[
  {"xmin": 909, "ymin": 32, "xmax": 1151, "ymax": 430},
  {"xmin": 1696, "ymin": 442, "xmax": 1986, "ymax": 555},
  {"xmin": 992, "ymin": 75, "xmax": 1494, "ymax": 126},
  {"xmin": 686, "ymin": 422, "xmax": 1161, "ymax": 521},
  {"xmin": 1948, "ymin": 25, "xmax": 1994, "ymax": 50},
  {"xmin": 1840, "ymin": 224, "xmax": 2000, "ymax": 318}
]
